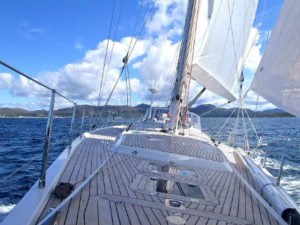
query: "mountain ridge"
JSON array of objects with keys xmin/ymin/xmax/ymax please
[{"xmin": 0, "ymin": 104, "xmax": 293, "ymax": 118}]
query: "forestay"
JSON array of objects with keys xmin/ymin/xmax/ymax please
[
  {"xmin": 191, "ymin": 0, "xmax": 258, "ymax": 101},
  {"xmin": 251, "ymin": 0, "xmax": 300, "ymax": 117}
]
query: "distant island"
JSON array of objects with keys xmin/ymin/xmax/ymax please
[
  {"xmin": 0, "ymin": 104, "xmax": 293, "ymax": 118},
  {"xmin": 189, "ymin": 104, "xmax": 293, "ymax": 118}
]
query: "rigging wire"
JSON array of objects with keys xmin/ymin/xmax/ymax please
[
  {"xmin": 235, "ymin": 0, "xmax": 271, "ymax": 151},
  {"xmin": 244, "ymin": 107, "xmax": 261, "ymax": 156},
  {"xmin": 127, "ymin": 0, "xmax": 144, "ymax": 53},
  {"xmin": 128, "ymin": 0, "xmax": 157, "ymax": 59},
  {"xmin": 216, "ymin": 107, "xmax": 237, "ymax": 140},
  {"xmin": 240, "ymin": 99, "xmax": 250, "ymax": 151},
  {"xmin": 97, "ymin": 0, "xmax": 117, "ymax": 108},
  {"xmin": 104, "ymin": 0, "xmax": 157, "ymax": 105},
  {"xmin": 245, "ymin": 107, "xmax": 259, "ymax": 141},
  {"xmin": 227, "ymin": 104, "xmax": 241, "ymax": 145},
  {"xmin": 226, "ymin": 0, "xmax": 240, "ymax": 81},
  {"xmin": 199, "ymin": 101, "xmax": 231, "ymax": 117},
  {"xmin": 95, "ymin": 0, "xmax": 156, "ymax": 126},
  {"xmin": 124, "ymin": 65, "xmax": 130, "ymax": 124},
  {"xmin": 104, "ymin": 64, "xmax": 126, "ymax": 107},
  {"xmin": 125, "ymin": 66, "xmax": 131, "ymax": 124},
  {"xmin": 126, "ymin": 66, "xmax": 132, "ymax": 106},
  {"xmin": 223, "ymin": 0, "xmax": 269, "ymax": 150},
  {"xmin": 253, "ymin": 94, "xmax": 260, "ymax": 143},
  {"xmin": 99, "ymin": 0, "xmax": 125, "ymax": 107},
  {"xmin": 125, "ymin": 69, "xmax": 129, "ymax": 108},
  {"xmin": 0, "ymin": 155, "xmax": 41, "ymax": 184},
  {"xmin": 242, "ymin": 0, "xmax": 267, "ymax": 66},
  {"xmin": 254, "ymin": 94, "xmax": 259, "ymax": 118}
]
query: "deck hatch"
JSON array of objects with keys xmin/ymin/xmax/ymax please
[
  {"xmin": 148, "ymin": 162, "xmax": 198, "ymax": 178},
  {"xmin": 145, "ymin": 177, "xmax": 205, "ymax": 200}
]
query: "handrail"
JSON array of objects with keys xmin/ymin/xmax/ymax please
[
  {"xmin": 0, "ymin": 60, "xmax": 75, "ymax": 104},
  {"xmin": 276, "ymin": 138, "xmax": 289, "ymax": 186},
  {"xmin": 0, "ymin": 60, "xmax": 81, "ymax": 188},
  {"xmin": 39, "ymin": 89, "xmax": 56, "ymax": 187}
]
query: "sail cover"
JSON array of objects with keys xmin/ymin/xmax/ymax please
[
  {"xmin": 191, "ymin": 0, "xmax": 258, "ymax": 101},
  {"xmin": 251, "ymin": 0, "xmax": 300, "ymax": 117}
]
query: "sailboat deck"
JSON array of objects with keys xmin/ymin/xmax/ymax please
[
  {"xmin": 38, "ymin": 123, "xmax": 281, "ymax": 225},
  {"xmin": 122, "ymin": 132, "xmax": 224, "ymax": 162}
]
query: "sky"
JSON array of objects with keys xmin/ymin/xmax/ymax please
[{"xmin": 0, "ymin": 0, "xmax": 284, "ymax": 111}]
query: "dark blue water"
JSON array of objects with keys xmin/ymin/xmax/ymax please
[
  {"xmin": 0, "ymin": 117, "xmax": 299, "ymax": 221},
  {"xmin": 201, "ymin": 117, "xmax": 300, "ymax": 206},
  {"xmin": 0, "ymin": 117, "xmax": 134, "ymax": 221}
]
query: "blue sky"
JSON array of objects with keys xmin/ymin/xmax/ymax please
[{"xmin": 0, "ymin": 0, "xmax": 284, "ymax": 110}]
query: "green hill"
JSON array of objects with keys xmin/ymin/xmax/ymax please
[{"xmin": 0, "ymin": 104, "xmax": 293, "ymax": 118}]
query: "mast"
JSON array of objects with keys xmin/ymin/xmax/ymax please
[{"xmin": 168, "ymin": 0, "xmax": 195, "ymax": 131}]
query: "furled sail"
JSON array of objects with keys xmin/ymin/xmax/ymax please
[
  {"xmin": 191, "ymin": 0, "xmax": 258, "ymax": 101},
  {"xmin": 251, "ymin": 0, "xmax": 300, "ymax": 117}
]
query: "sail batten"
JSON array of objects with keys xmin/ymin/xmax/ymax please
[
  {"xmin": 191, "ymin": 0, "xmax": 258, "ymax": 101},
  {"xmin": 251, "ymin": 0, "xmax": 300, "ymax": 117}
]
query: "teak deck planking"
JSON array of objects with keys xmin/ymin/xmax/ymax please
[{"xmin": 38, "ymin": 123, "xmax": 281, "ymax": 225}]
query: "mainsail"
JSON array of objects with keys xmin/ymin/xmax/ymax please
[
  {"xmin": 191, "ymin": 0, "xmax": 258, "ymax": 101},
  {"xmin": 251, "ymin": 0, "xmax": 300, "ymax": 117}
]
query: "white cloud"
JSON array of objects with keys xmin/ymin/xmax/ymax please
[
  {"xmin": 0, "ymin": 73, "xmax": 13, "ymax": 89},
  {"xmin": 243, "ymin": 27, "xmax": 271, "ymax": 73},
  {"xmin": 20, "ymin": 22, "xmax": 46, "ymax": 40},
  {"xmin": 28, "ymin": 28, "xmax": 45, "ymax": 33},
  {"xmin": 0, "ymin": 0, "xmax": 191, "ymax": 109},
  {"xmin": 2, "ymin": 0, "xmax": 276, "ymax": 112},
  {"xmin": 5, "ymin": 37, "xmax": 149, "ymax": 108},
  {"xmin": 11, "ymin": 75, "xmax": 48, "ymax": 98},
  {"xmin": 146, "ymin": 0, "xmax": 186, "ymax": 37},
  {"xmin": 187, "ymin": 80, "xmax": 231, "ymax": 107},
  {"xmin": 243, "ymin": 90, "xmax": 276, "ymax": 110},
  {"xmin": 74, "ymin": 41, "xmax": 84, "ymax": 50},
  {"xmin": 133, "ymin": 37, "xmax": 179, "ymax": 105}
]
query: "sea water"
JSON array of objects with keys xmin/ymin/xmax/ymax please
[
  {"xmin": 0, "ymin": 117, "xmax": 134, "ymax": 222},
  {"xmin": 201, "ymin": 117, "xmax": 300, "ymax": 207},
  {"xmin": 0, "ymin": 117, "xmax": 299, "ymax": 221}
]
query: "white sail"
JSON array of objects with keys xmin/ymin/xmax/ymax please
[
  {"xmin": 191, "ymin": 0, "xmax": 258, "ymax": 101},
  {"xmin": 251, "ymin": 0, "xmax": 300, "ymax": 117}
]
